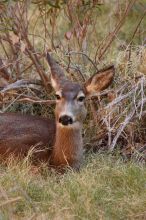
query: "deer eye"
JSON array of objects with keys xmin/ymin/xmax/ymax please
[
  {"xmin": 77, "ymin": 96, "xmax": 85, "ymax": 102},
  {"xmin": 55, "ymin": 94, "xmax": 61, "ymax": 100}
]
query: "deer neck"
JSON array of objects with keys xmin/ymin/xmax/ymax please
[{"xmin": 50, "ymin": 123, "xmax": 83, "ymax": 170}]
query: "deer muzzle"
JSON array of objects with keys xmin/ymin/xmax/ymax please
[{"xmin": 59, "ymin": 115, "xmax": 73, "ymax": 126}]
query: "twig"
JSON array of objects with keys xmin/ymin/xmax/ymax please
[
  {"xmin": 17, "ymin": 98, "xmax": 55, "ymax": 105},
  {"xmin": 0, "ymin": 197, "xmax": 22, "ymax": 207},
  {"xmin": 0, "ymin": 186, "xmax": 13, "ymax": 218},
  {"xmin": 0, "ymin": 79, "xmax": 42, "ymax": 93},
  {"xmin": 66, "ymin": 51, "xmax": 98, "ymax": 71}
]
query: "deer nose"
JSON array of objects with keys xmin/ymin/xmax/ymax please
[{"xmin": 59, "ymin": 115, "xmax": 73, "ymax": 126}]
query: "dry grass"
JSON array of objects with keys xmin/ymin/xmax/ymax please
[{"xmin": 0, "ymin": 154, "xmax": 146, "ymax": 219}]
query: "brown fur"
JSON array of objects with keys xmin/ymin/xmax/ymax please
[
  {"xmin": 0, "ymin": 113, "xmax": 55, "ymax": 162},
  {"xmin": 50, "ymin": 124, "xmax": 83, "ymax": 170}
]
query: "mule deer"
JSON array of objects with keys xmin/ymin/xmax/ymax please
[{"xmin": 0, "ymin": 53, "xmax": 114, "ymax": 171}]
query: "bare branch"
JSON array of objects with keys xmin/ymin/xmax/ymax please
[{"xmin": 0, "ymin": 79, "xmax": 42, "ymax": 93}]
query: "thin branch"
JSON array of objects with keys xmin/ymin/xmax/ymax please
[
  {"xmin": 0, "ymin": 197, "xmax": 22, "ymax": 207},
  {"xmin": 97, "ymin": 0, "xmax": 137, "ymax": 60},
  {"xmin": 0, "ymin": 79, "xmax": 42, "ymax": 93},
  {"xmin": 16, "ymin": 97, "xmax": 55, "ymax": 105},
  {"xmin": 66, "ymin": 51, "xmax": 98, "ymax": 71}
]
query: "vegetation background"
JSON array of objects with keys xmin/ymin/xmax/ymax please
[{"xmin": 0, "ymin": 0, "xmax": 146, "ymax": 219}]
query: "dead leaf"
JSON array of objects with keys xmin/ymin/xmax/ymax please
[
  {"xmin": 65, "ymin": 31, "xmax": 73, "ymax": 40},
  {"xmin": 0, "ymin": 77, "xmax": 9, "ymax": 88},
  {"xmin": 20, "ymin": 41, "xmax": 26, "ymax": 53},
  {"xmin": 11, "ymin": 33, "xmax": 19, "ymax": 45}
]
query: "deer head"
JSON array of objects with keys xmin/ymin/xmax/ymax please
[{"xmin": 46, "ymin": 53, "xmax": 115, "ymax": 128}]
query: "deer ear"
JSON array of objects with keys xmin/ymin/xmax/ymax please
[
  {"xmin": 46, "ymin": 53, "xmax": 67, "ymax": 91},
  {"xmin": 84, "ymin": 65, "xmax": 115, "ymax": 96}
]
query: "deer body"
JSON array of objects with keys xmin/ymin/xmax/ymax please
[
  {"xmin": 0, "ymin": 53, "xmax": 115, "ymax": 170},
  {"xmin": 0, "ymin": 113, "xmax": 55, "ymax": 161}
]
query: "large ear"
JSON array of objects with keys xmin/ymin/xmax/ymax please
[
  {"xmin": 84, "ymin": 65, "xmax": 115, "ymax": 96},
  {"xmin": 46, "ymin": 53, "xmax": 67, "ymax": 91}
]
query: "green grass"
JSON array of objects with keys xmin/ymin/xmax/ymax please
[{"xmin": 0, "ymin": 154, "xmax": 146, "ymax": 220}]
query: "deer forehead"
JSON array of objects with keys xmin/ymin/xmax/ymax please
[{"xmin": 56, "ymin": 82, "xmax": 85, "ymax": 99}]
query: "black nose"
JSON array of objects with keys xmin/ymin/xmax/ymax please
[{"xmin": 59, "ymin": 115, "xmax": 73, "ymax": 126}]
